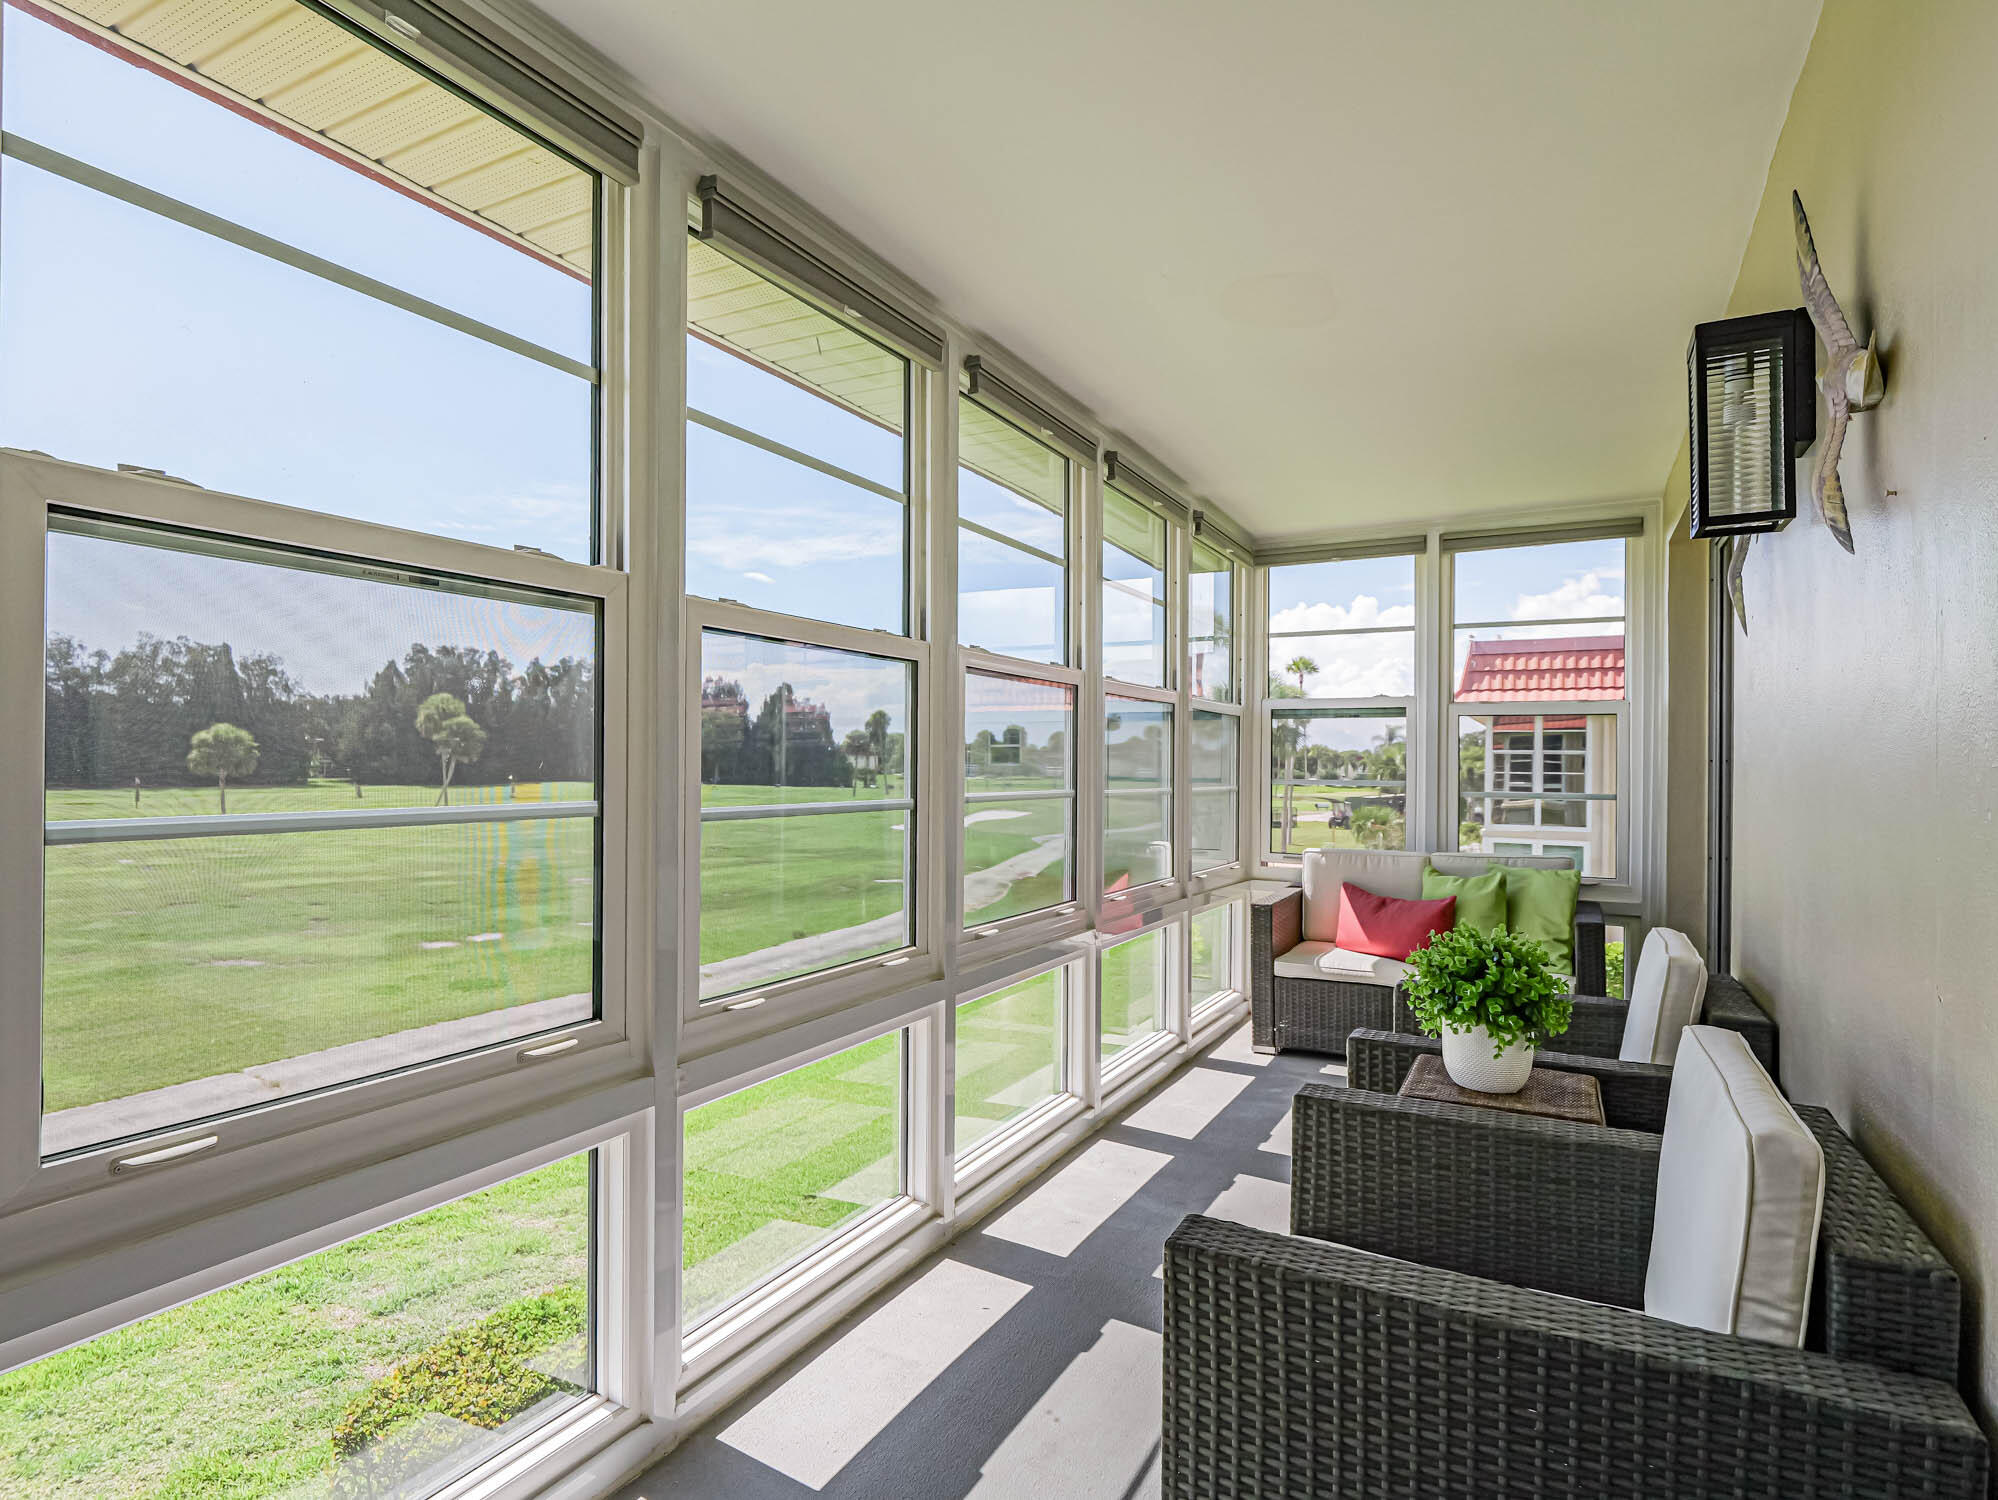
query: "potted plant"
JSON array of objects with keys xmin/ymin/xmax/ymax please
[{"xmin": 1401, "ymin": 925, "xmax": 1572, "ymax": 1093}]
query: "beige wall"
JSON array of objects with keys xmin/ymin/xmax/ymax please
[{"xmin": 1670, "ymin": 0, "xmax": 1998, "ymax": 1419}]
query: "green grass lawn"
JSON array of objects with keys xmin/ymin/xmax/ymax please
[
  {"xmin": 0, "ymin": 1153, "xmax": 590, "ymax": 1499},
  {"xmin": 682, "ymin": 1032, "xmax": 901, "ymax": 1324},
  {"xmin": 955, "ymin": 971, "xmax": 1062, "ymax": 1154},
  {"xmin": 43, "ymin": 784, "xmax": 596, "ymax": 1115}
]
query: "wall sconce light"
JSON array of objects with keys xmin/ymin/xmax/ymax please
[{"xmin": 1687, "ymin": 309, "xmax": 1816, "ymax": 538}]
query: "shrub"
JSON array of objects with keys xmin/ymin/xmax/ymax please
[
  {"xmin": 331, "ymin": 1287, "xmax": 584, "ymax": 1462},
  {"xmin": 1605, "ymin": 939, "xmax": 1625, "ymax": 999},
  {"xmin": 1402, "ymin": 924, "xmax": 1571, "ymax": 1055}
]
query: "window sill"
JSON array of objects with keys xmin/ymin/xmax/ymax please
[{"xmin": 953, "ymin": 1093, "xmax": 1084, "ymax": 1195}]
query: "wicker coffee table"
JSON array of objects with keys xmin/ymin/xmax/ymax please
[{"xmin": 1398, "ymin": 1052, "xmax": 1605, "ymax": 1125}]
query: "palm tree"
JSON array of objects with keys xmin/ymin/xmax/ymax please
[{"xmin": 1278, "ymin": 657, "xmax": 1318, "ymax": 848}]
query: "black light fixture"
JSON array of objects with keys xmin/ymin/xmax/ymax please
[{"xmin": 1687, "ymin": 309, "xmax": 1816, "ymax": 538}]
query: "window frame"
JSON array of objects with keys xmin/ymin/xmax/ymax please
[
  {"xmin": 1099, "ymin": 481, "xmax": 1177, "ymax": 693},
  {"xmin": 955, "ymin": 392, "xmax": 1079, "ymax": 673},
  {"xmin": 1253, "ymin": 517, "xmax": 1659, "ymax": 914},
  {"xmin": 679, "ymin": 597, "xmax": 935, "ymax": 1044},
  {"xmin": 950, "ymin": 952, "xmax": 1084, "ymax": 1192},
  {"xmin": 0, "ymin": 1096, "xmax": 656, "ymax": 1499},
  {"xmin": 1187, "ymin": 535, "xmax": 1242, "ymax": 705},
  {"xmin": 676, "ymin": 999, "xmax": 939, "ymax": 1384},
  {"xmin": 961, "ymin": 664, "xmax": 1081, "ymax": 938},
  {"xmin": 0, "ymin": 453, "xmax": 636, "ymax": 1218}
]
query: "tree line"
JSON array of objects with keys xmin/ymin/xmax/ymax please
[
  {"xmin": 45, "ymin": 634, "xmax": 594, "ymax": 790},
  {"xmin": 700, "ymin": 676, "xmax": 903, "ymax": 789}
]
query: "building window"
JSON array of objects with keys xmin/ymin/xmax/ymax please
[
  {"xmin": 40, "ymin": 518, "xmax": 603, "ymax": 1158},
  {"xmin": 1100, "ymin": 928, "xmax": 1167, "ymax": 1065},
  {"xmin": 954, "ymin": 970, "xmax": 1066, "ymax": 1161},
  {"xmin": 1451, "ymin": 537, "xmax": 1626, "ymax": 878},
  {"xmin": 1190, "ymin": 708, "xmax": 1240, "ymax": 873},
  {"xmin": 1103, "ymin": 695, "xmax": 1173, "ymax": 894},
  {"xmin": 1, "ymin": 0, "xmax": 600, "ymax": 560},
  {"xmin": 1188, "ymin": 538, "xmax": 1236, "ymax": 702},
  {"xmin": 697, "ymin": 631, "xmax": 913, "ymax": 1000},
  {"xmin": 686, "ymin": 239, "xmax": 910, "ymax": 634},
  {"xmin": 964, "ymin": 670, "xmax": 1074, "ymax": 926},
  {"xmin": 1456, "ymin": 713, "xmax": 1620, "ymax": 876},
  {"xmin": 682, "ymin": 1031, "xmax": 905, "ymax": 1329},
  {"xmin": 0, "ymin": 1151, "xmax": 597, "ymax": 1496},
  {"xmin": 1101, "ymin": 487, "xmax": 1169, "ymax": 688},
  {"xmin": 958, "ymin": 398, "xmax": 1068, "ymax": 665}
]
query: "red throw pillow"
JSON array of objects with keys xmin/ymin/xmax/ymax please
[{"xmin": 1334, "ymin": 883, "xmax": 1455, "ymax": 961}]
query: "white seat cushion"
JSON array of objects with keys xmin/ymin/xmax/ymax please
[
  {"xmin": 1645, "ymin": 1027, "xmax": 1825, "ymax": 1346},
  {"xmin": 1272, "ymin": 941, "xmax": 1410, "ymax": 988},
  {"xmin": 1273, "ymin": 940, "xmax": 1338, "ymax": 980},
  {"xmin": 1619, "ymin": 927, "xmax": 1709, "ymax": 1063}
]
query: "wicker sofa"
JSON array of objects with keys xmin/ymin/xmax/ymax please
[
  {"xmin": 1163, "ymin": 1083, "xmax": 1986, "ymax": 1499},
  {"xmin": 1250, "ymin": 848, "xmax": 1608, "ymax": 1058}
]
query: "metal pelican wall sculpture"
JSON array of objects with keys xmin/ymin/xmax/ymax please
[{"xmin": 1723, "ymin": 190, "xmax": 1886, "ymax": 631}]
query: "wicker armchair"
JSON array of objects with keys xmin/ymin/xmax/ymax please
[
  {"xmin": 1249, "ymin": 884, "xmax": 1606, "ymax": 1058},
  {"xmin": 1162, "ymin": 1085, "xmax": 1985, "ymax": 1499}
]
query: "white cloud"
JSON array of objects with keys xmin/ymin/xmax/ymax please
[
  {"xmin": 1508, "ymin": 569, "xmax": 1623, "ymax": 621},
  {"xmin": 742, "ymin": 571, "xmax": 774, "ymax": 585},
  {"xmin": 686, "ymin": 509, "xmax": 901, "ymax": 569}
]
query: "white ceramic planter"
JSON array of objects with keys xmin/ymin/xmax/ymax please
[{"xmin": 1440, "ymin": 1025, "xmax": 1535, "ymax": 1094}]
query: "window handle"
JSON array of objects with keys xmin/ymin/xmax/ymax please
[
  {"xmin": 518, "ymin": 1036, "xmax": 579, "ymax": 1060},
  {"xmin": 112, "ymin": 1134, "xmax": 219, "ymax": 1174}
]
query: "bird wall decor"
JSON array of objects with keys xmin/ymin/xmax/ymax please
[{"xmin": 1722, "ymin": 191, "xmax": 1886, "ymax": 633}]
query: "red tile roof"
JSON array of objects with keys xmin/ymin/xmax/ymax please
[{"xmin": 1456, "ymin": 635, "xmax": 1624, "ymax": 702}]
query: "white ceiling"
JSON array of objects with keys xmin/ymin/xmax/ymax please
[{"xmin": 539, "ymin": 0, "xmax": 1821, "ymax": 541}]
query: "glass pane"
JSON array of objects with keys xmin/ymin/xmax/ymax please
[
  {"xmin": 959, "ymin": 527, "xmax": 1066, "ymax": 665},
  {"xmin": 1188, "ymin": 543, "xmax": 1234, "ymax": 701},
  {"xmin": 1102, "ymin": 487, "xmax": 1168, "ymax": 687},
  {"xmin": 1104, "ymin": 696, "xmax": 1172, "ymax": 892},
  {"xmin": 0, "ymin": 1152, "xmax": 593, "ymax": 1498},
  {"xmin": 1452, "ymin": 624, "xmax": 1626, "ymax": 702},
  {"xmin": 1268, "ymin": 632, "xmax": 1415, "ymax": 699},
  {"xmin": 955, "ymin": 970, "xmax": 1064, "ymax": 1159},
  {"xmin": 698, "ymin": 632, "xmax": 912, "ymax": 998},
  {"xmin": 1456, "ymin": 712, "xmax": 1619, "ymax": 877},
  {"xmin": 960, "ymin": 398, "xmax": 1066, "ymax": 520},
  {"xmin": 685, "ymin": 419, "xmax": 906, "ymax": 634},
  {"xmin": 6, "ymin": 4, "xmax": 593, "ymax": 356},
  {"xmin": 1101, "ymin": 929, "xmax": 1166, "ymax": 1062},
  {"xmin": 1267, "ymin": 556, "xmax": 1415, "ymax": 696},
  {"xmin": 1269, "ymin": 708, "xmax": 1407, "ymax": 855},
  {"xmin": 2, "ymin": 2, "xmax": 597, "ymax": 561},
  {"xmin": 688, "ymin": 331, "xmax": 904, "ymax": 489},
  {"xmin": 42, "ymin": 520, "xmax": 599, "ymax": 1156},
  {"xmin": 1190, "ymin": 709, "xmax": 1239, "ymax": 873},
  {"xmin": 683, "ymin": 1032, "xmax": 903, "ymax": 1327},
  {"xmin": 1452, "ymin": 538, "xmax": 1626, "ymax": 626},
  {"xmin": 1191, "ymin": 903, "xmax": 1235, "ymax": 1006},
  {"xmin": 964, "ymin": 671, "xmax": 1074, "ymax": 926},
  {"xmin": 686, "ymin": 240, "xmax": 910, "ymax": 633}
]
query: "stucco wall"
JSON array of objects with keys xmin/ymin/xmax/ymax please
[{"xmin": 1686, "ymin": 0, "xmax": 1998, "ymax": 1420}]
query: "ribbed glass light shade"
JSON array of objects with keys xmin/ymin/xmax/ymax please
[{"xmin": 1701, "ymin": 339, "xmax": 1784, "ymax": 520}]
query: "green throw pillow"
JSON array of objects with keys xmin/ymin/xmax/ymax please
[
  {"xmin": 1492, "ymin": 862, "xmax": 1581, "ymax": 975},
  {"xmin": 1420, "ymin": 866, "xmax": 1508, "ymax": 936}
]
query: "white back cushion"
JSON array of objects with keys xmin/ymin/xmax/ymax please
[
  {"xmin": 1619, "ymin": 927, "xmax": 1709, "ymax": 1063},
  {"xmin": 1299, "ymin": 847, "xmax": 1573, "ymax": 943},
  {"xmin": 1645, "ymin": 1027, "xmax": 1825, "ymax": 1345}
]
